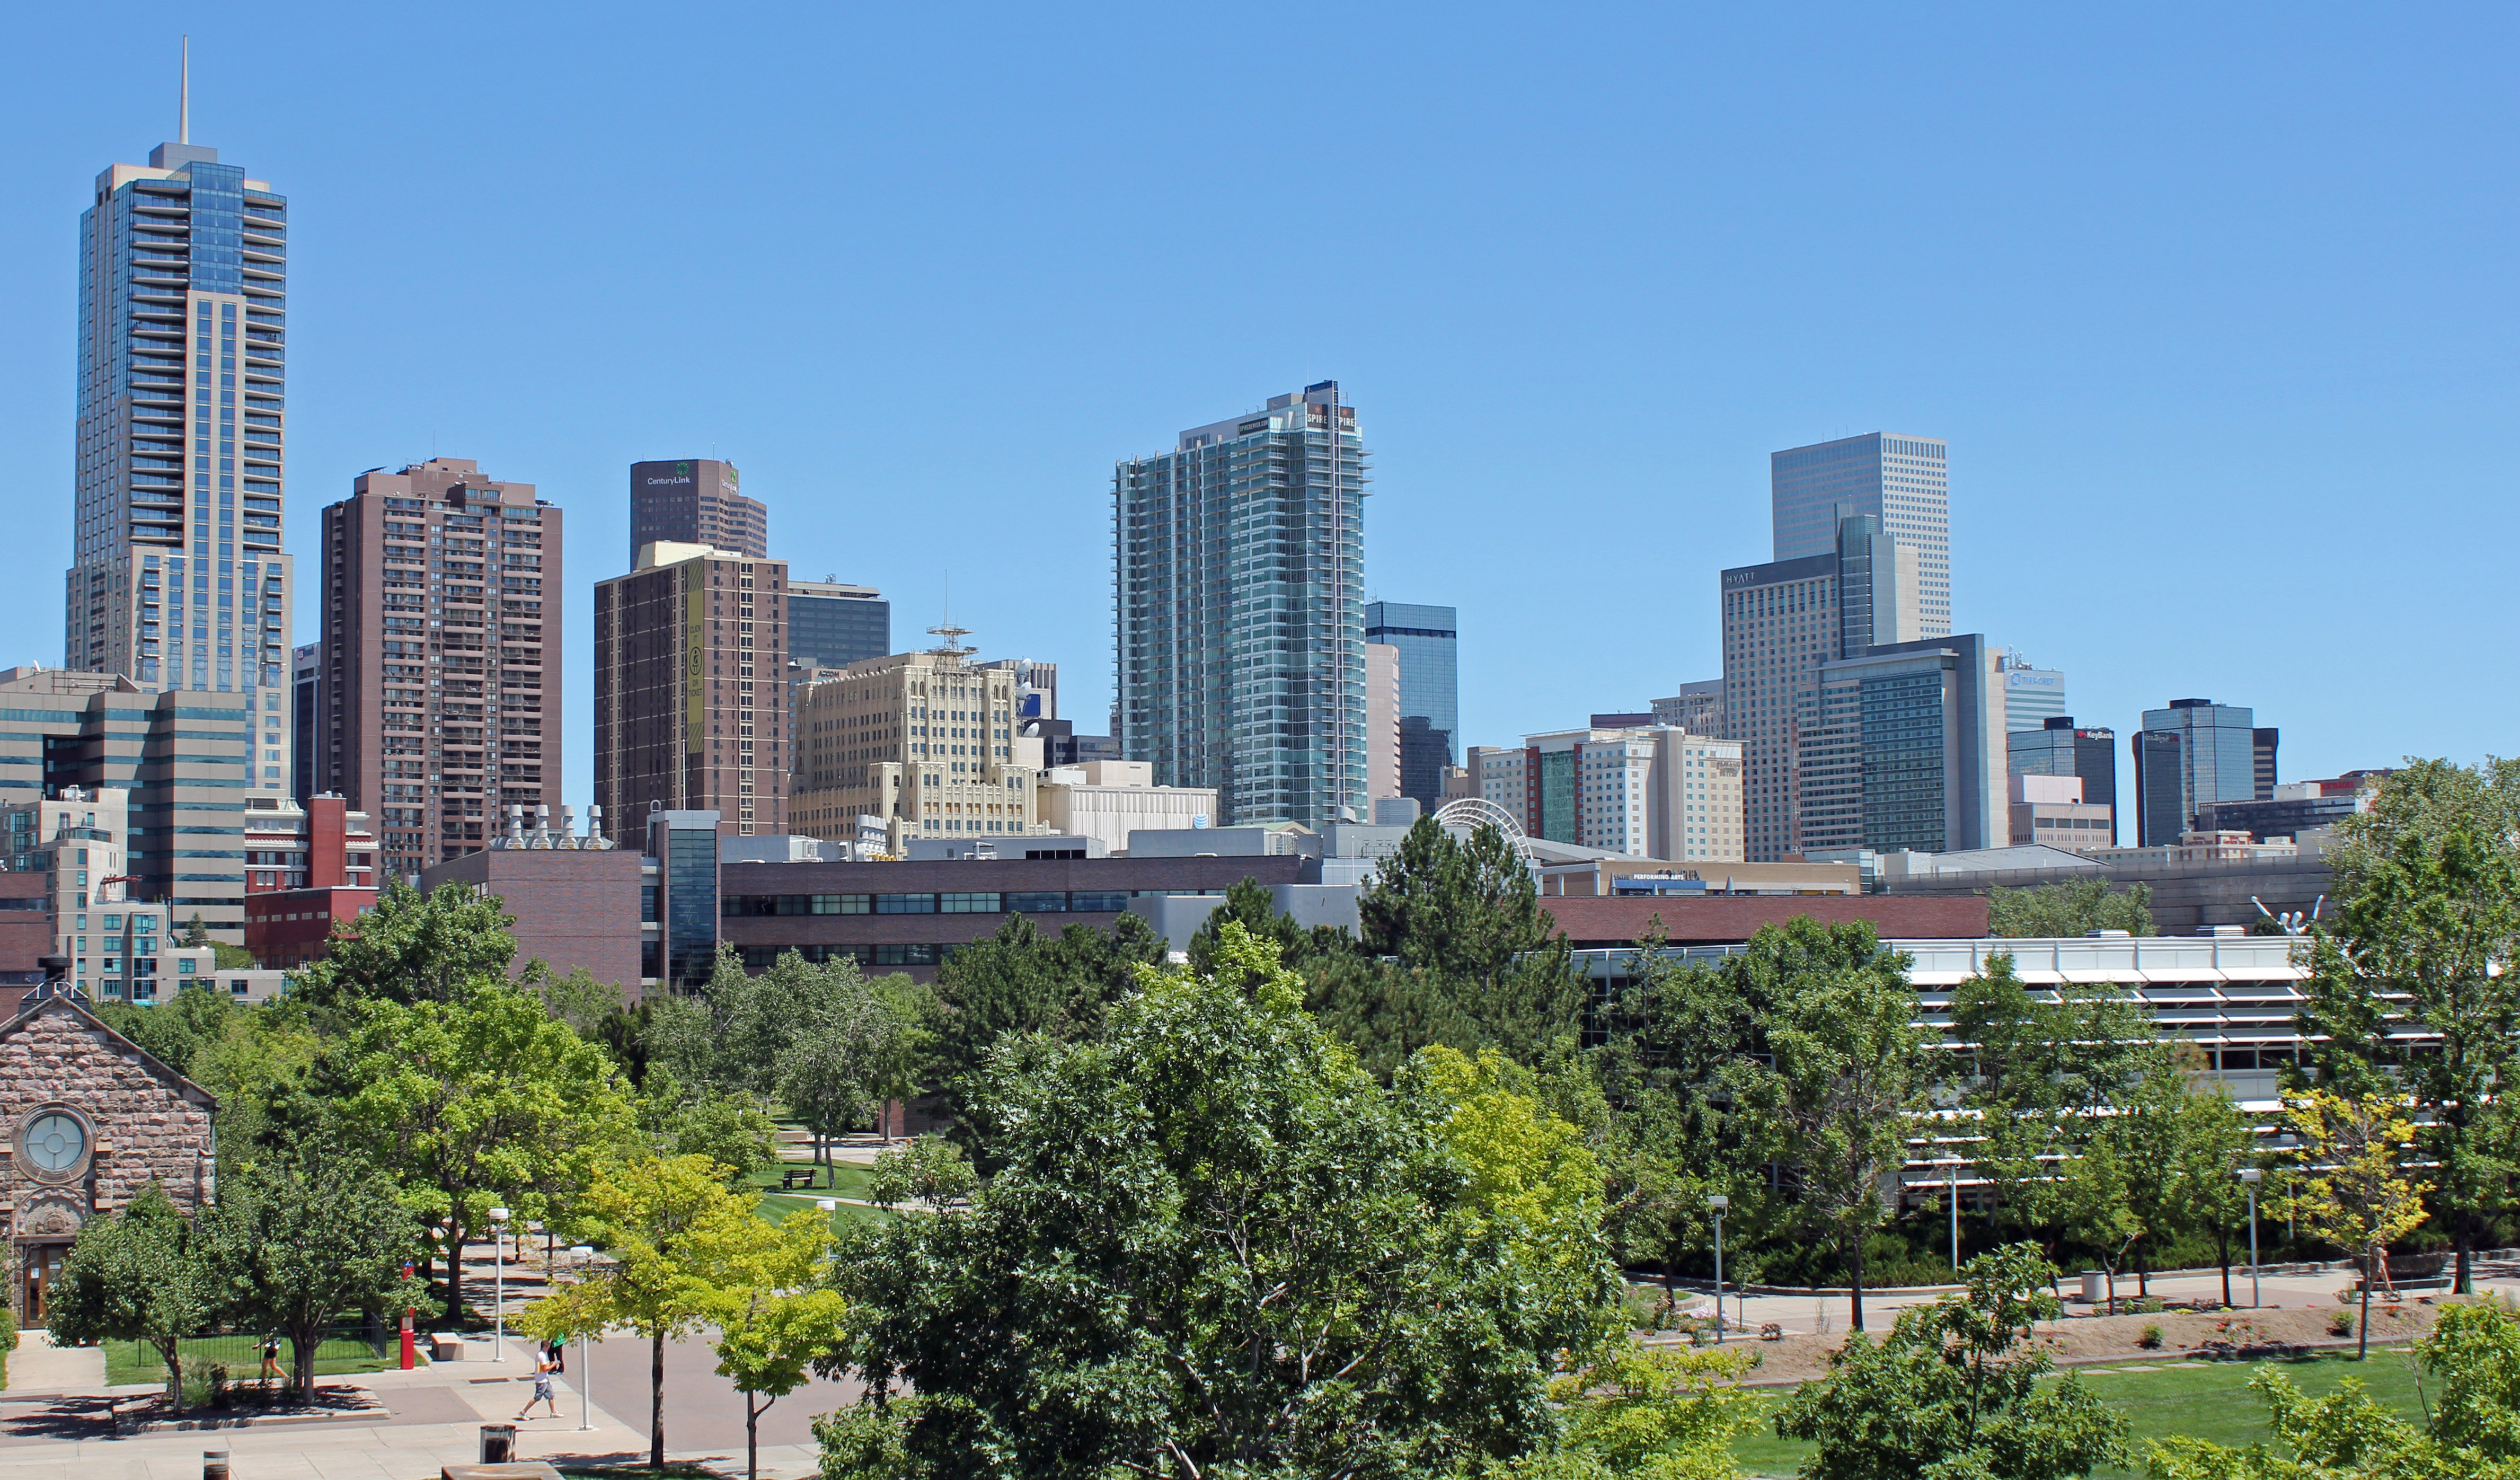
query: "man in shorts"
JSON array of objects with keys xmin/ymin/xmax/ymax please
[{"xmin": 517, "ymin": 1351, "xmax": 561, "ymax": 1420}]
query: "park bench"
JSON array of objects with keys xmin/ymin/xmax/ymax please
[{"xmin": 781, "ymin": 1168, "xmax": 817, "ymax": 1191}]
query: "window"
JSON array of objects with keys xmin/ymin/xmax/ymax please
[
  {"xmin": 938, "ymin": 893, "xmax": 1001, "ymax": 914},
  {"xmin": 1069, "ymin": 891, "xmax": 1127, "ymax": 913},
  {"xmin": 874, "ymin": 893, "xmax": 936, "ymax": 915},
  {"xmin": 1003, "ymin": 892, "xmax": 1067, "ymax": 914}
]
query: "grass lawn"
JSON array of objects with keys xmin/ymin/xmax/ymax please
[
  {"xmin": 1729, "ymin": 1349, "xmax": 2428, "ymax": 1479},
  {"xmin": 745, "ymin": 1160, "xmax": 892, "ymax": 1227},
  {"xmin": 103, "ymin": 1333, "xmax": 403, "ymax": 1387}
]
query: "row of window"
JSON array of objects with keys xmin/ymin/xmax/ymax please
[{"xmin": 722, "ymin": 889, "xmax": 1130, "ymax": 917}]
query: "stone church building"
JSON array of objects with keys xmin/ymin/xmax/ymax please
[{"xmin": 0, "ymin": 993, "xmax": 216, "ymax": 1320}]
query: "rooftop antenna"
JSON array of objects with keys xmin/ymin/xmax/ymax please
[{"xmin": 179, "ymin": 36, "xmax": 190, "ymax": 144}]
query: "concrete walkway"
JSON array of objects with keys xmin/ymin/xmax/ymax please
[{"xmin": 6, "ymin": 1329, "xmax": 105, "ymax": 1394}]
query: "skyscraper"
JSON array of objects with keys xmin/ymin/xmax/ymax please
[
  {"xmin": 1113, "ymin": 382, "xmax": 1367, "ymax": 826},
  {"xmin": 595, "ymin": 543, "xmax": 790, "ymax": 838},
  {"xmin": 1999, "ymin": 655, "xmax": 2066, "ymax": 732},
  {"xmin": 67, "ymin": 103, "xmax": 293, "ymax": 795},
  {"xmin": 788, "ymin": 580, "xmax": 890, "ymax": 671},
  {"xmin": 1720, "ymin": 513, "xmax": 1917, "ymax": 860},
  {"xmin": 1801, "ymin": 635, "xmax": 2008, "ymax": 855},
  {"xmin": 2009, "ymin": 716, "xmax": 2119, "ymax": 845},
  {"xmin": 790, "ymin": 633, "xmax": 1043, "ymax": 850},
  {"xmin": 2135, "ymin": 698, "xmax": 2258, "ymax": 845},
  {"xmin": 1364, "ymin": 601, "xmax": 1458, "ymax": 809},
  {"xmin": 317, "ymin": 460, "xmax": 561, "ymax": 878},
  {"xmin": 1771, "ymin": 433, "xmax": 1950, "ymax": 638},
  {"xmin": 630, "ymin": 459, "xmax": 767, "ymax": 565}
]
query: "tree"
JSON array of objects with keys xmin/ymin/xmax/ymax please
[
  {"xmin": 823, "ymin": 922, "xmax": 1617, "ymax": 1479},
  {"xmin": 2145, "ymin": 1300, "xmax": 2520, "ymax": 1478},
  {"xmin": 767, "ymin": 953, "xmax": 915, "ymax": 1181},
  {"xmin": 637, "ymin": 1073, "xmax": 779, "ymax": 1182},
  {"xmin": 198, "ymin": 1145, "xmax": 431, "ymax": 1397},
  {"xmin": 516, "ymin": 1153, "xmax": 773, "ymax": 1470},
  {"xmin": 2056, "ymin": 1131, "xmax": 2144, "ymax": 1316},
  {"xmin": 926, "ymin": 911, "xmax": 1165, "ymax": 1118},
  {"xmin": 2282, "ymin": 1089, "xmax": 2430, "ymax": 1360},
  {"xmin": 47, "ymin": 1184, "xmax": 213, "ymax": 1411},
  {"xmin": 864, "ymin": 1135, "xmax": 978, "ymax": 1211},
  {"xmin": 95, "ymin": 983, "xmax": 242, "ymax": 1082},
  {"xmin": 1742, "ymin": 922, "xmax": 1941, "ymax": 1330},
  {"xmin": 2108, "ymin": 1049, "xmax": 2251, "ymax": 1299},
  {"xmin": 1985, "ymin": 878, "xmax": 2154, "ymax": 938},
  {"xmin": 530, "ymin": 964, "xmax": 623, "ymax": 1040},
  {"xmin": 1354, "ymin": 816, "xmax": 1588, "ymax": 1065},
  {"xmin": 2297, "ymin": 757, "xmax": 2520, "ymax": 1294},
  {"xmin": 290, "ymin": 878, "xmax": 519, "ymax": 1009},
  {"xmin": 1777, "ymin": 1243, "xmax": 2127, "ymax": 1480},
  {"xmin": 1509, "ymin": 1340, "xmax": 1765, "ymax": 1480},
  {"xmin": 334, "ymin": 979, "xmax": 636, "ymax": 1318},
  {"xmin": 710, "ymin": 1213, "xmax": 847, "ymax": 1480}
]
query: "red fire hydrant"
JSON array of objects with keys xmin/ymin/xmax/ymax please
[{"xmin": 400, "ymin": 1261, "xmax": 417, "ymax": 1370}]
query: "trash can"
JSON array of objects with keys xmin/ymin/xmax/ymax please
[
  {"xmin": 204, "ymin": 1452, "xmax": 231, "ymax": 1480},
  {"xmin": 481, "ymin": 1423, "xmax": 517, "ymax": 1464},
  {"xmin": 2080, "ymin": 1271, "xmax": 2105, "ymax": 1304}
]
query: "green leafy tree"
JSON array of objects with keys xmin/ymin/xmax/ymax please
[
  {"xmin": 1354, "ymin": 816, "xmax": 1587, "ymax": 1064},
  {"xmin": 2297, "ymin": 757, "xmax": 2520, "ymax": 1293},
  {"xmin": 290, "ymin": 878, "xmax": 518, "ymax": 1009},
  {"xmin": 638, "ymin": 1077, "xmax": 779, "ymax": 1182},
  {"xmin": 2057, "ymin": 1131, "xmax": 2145, "ymax": 1315},
  {"xmin": 2109, "ymin": 1048, "xmax": 2251, "ymax": 1298},
  {"xmin": 1740, "ymin": 921, "xmax": 1942, "ymax": 1329},
  {"xmin": 710, "ymin": 1213, "xmax": 847, "ymax": 1480},
  {"xmin": 2146, "ymin": 1301, "xmax": 2520, "ymax": 1477},
  {"xmin": 1986, "ymin": 878, "xmax": 2155, "ymax": 938},
  {"xmin": 926, "ymin": 911, "xmax": 1165, "ymax": 1115},
  {"xmin": 822, "ymin": 922, "xmax": 1617, "ymax": 1479},
  {"xmin": 515, "ymin": 1152, "xmax": 776, "ymax": 1470},
  {"xmin": 198, "ymin": 1144, "xmax": 432, "ymax": 1396},
  {"xmin": 769, "ymin": 952, "xmax": 915, "ymax": 1181},
  {"xmin": 865, "ymin": 1134, "xmax": 978, "ymax": 1211},
  {"xmin": 94, "ymin": 983, "xmax": 241, "ymax": 1082},
  {"xmin": 530, "ymin": 964, "xmax": 624, "ymax": 1039},
  {"xmin": 184, "ymin": 1001, "xmax": 322, "ymax": 1167},
  {"xmin": 1779, "ymin": 1243, "xmax": 2127, "ymax": 1480},
  {"xmin": 2280, "ymin": 1090, "xmax": 2429, "ymax": 1360},
  {"xmin": 1509, "ymin": 1341, "xmax": 1765, "ymax": 1480},
  {"xmin": 47, "ymin": 1184, "xmax": 213, "ymax": 1411},
  {"xmin": 334, "ymin": 980, "xmax": 637, "ymax": 1317}
]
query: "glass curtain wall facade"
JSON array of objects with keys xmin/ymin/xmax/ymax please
[
  {"xmin": 2138, "ymin": 699, "xmax": 2257, "ymax": 840},
  {"xmin": 1364, "ymin": 601, "xmax": 1457, "ymax": 809},
  {"xmin": 1771, "ymin": 433, "xmax": 1949, "ymax": 639},
  {"xmin": 1113, "ymin": 383, "xmax": 1368, "ymax": 827},
  {"xmin": 69, "ymin": 140, "xmax": 291, "ymax": 794}
]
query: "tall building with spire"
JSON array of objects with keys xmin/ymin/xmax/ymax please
[
  {"xmin": 66, "ymin": 47, "xmax": 294, "ymax": 795},
  {"xmin": 1113, "ymin": 382, "xmax": 1368, "ymax": 827}
]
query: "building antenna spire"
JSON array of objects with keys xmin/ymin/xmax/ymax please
[{"xmin": 179, "ymin": 36, "xmax": 190, "ymax": 145}]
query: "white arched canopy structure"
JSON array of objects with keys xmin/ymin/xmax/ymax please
[{"xmin": 1430, "ymin": 796, "xmax": 1539, "ymax": 871}]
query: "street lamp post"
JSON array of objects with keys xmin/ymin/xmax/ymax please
[
  {"xmin": 1705, "ymin": 1194, "xmax": 1729, "ymax": 1343},
  {"xmin": 569, "ymin": 1245, "xmax": 596, "ymax": 1432},
  {"xmin": 2238, "ymin": 1169, "xmax": 2263, "ymax": 1309},
  {"xmin": 1947, "ymin": 1159, "xmax": 1960, "ymax": 1273},
  {"xmin": 489, "ymin": 1206, "xmax": 510, "ymax": 1360}
]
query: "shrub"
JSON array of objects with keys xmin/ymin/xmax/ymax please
[
  {"xmin": 2138, "ymin": 1324, "xmax": 2164, "ymax": 1350},
  {"xmin": 2327, "ymin": 1309, "xmax": 2356, "ymax": 1338}
]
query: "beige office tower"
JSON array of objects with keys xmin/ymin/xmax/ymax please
[
  {"xmin": 1366, "ymin": 642, "xmax": 1400, "ymax": 802},
  {"xmin": 595, "ymin": 544, "xmax": 791, "ymax": 838},
  {"xmin": 317, "ymin": 460, "xmax": 560, "ymax": 878},
  {"xmin": 792, "ymin": 631, "xmax": 1044, "ymax": 851},
  {"xmin": 65, "ymin": 126, "xmax": 294, "ymax": 795}
]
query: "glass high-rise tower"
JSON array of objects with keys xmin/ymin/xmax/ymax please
[
  {"xmin": 1113, "ymin": 382, "xmax": 1367, "ymax": 827},
  {"xmin": 66, "ymin": 113, "xmax": 292, "ymax": 796},
  {"xmin": 1771, "ymin": 433, "xmax": 1949, "ymax": 639},
  {"xmin": 1364, "ymin": 601, "xmax": 1457, "ymax": 809}
]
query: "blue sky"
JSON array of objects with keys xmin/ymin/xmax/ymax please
[{"xmin": 2, "ymin": 4, "xmax": 2511, "ymax": 808}]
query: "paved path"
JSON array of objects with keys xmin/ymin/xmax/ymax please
[{"xmin": 6, "ymin": 1329, "xmax": 104, "ymax": 1394}]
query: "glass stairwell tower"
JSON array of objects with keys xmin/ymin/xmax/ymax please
[{"xmin": 1113, "ymin": 382, "xmax": 1368, "ymax": 827}]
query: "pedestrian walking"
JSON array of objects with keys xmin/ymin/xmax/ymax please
[
  {"xmin": 546, "ymin": 1337, "xmax": 565, "ymax": 1374},
  {"xmin": 259, "ymin": 1337, "xmax": 283, "ymax": 1385},
  {"xmin": 517, "ymin": 1352, "xmax": 561, "ymax": 1420}
]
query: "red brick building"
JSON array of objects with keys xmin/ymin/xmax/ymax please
[
  {"xmin": 241, "ymin": 795, "xmax": 381, "ymax": 968},
  {"xmin": 421, "ymin": 839, "xmax": 644, "ymax": 996}
]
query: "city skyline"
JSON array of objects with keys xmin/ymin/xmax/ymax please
[{"xmin": 3, "ymin": 13, "xmax": 2508, "ymax": 818}]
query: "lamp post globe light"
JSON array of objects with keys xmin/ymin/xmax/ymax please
[
  {"xmin": 2238, "ymin": 1168, "xmax": 2266, "ymax": 1309},
  {"xmin": 569, "ymin": 1245, "xmax": 597, "ymax": 1431},
  {"xmin": 1705, "ymin": 1194, "xmax": 1729, "ymax": 1341},
  {"xmin": 489, "ymin": 1206, "xmax": 511, "ymax": 1358}
]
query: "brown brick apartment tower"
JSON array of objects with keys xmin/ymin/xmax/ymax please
[{"xmin": 317, "ymin": 459, "xmax": 560, "ymax": 881}]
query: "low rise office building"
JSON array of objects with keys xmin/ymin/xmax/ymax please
[
  {"xmin": 1037, "ymin": 761, "xmax": 1216, "ymax": 856},
  {"xmin": 2006, "ymin": 773, "xmax": 2114, "ymax": 851},
  {"xmin": 790, "ymin": 633, "xmax": 1043, "ymax": 853},
  {"xmin": 1475, "ymin": 726, "xmax": 1742, "ymax": 861},
  {"xmin": 419, "ymin": 803, "xmax": 640, "ymax": 994}
]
